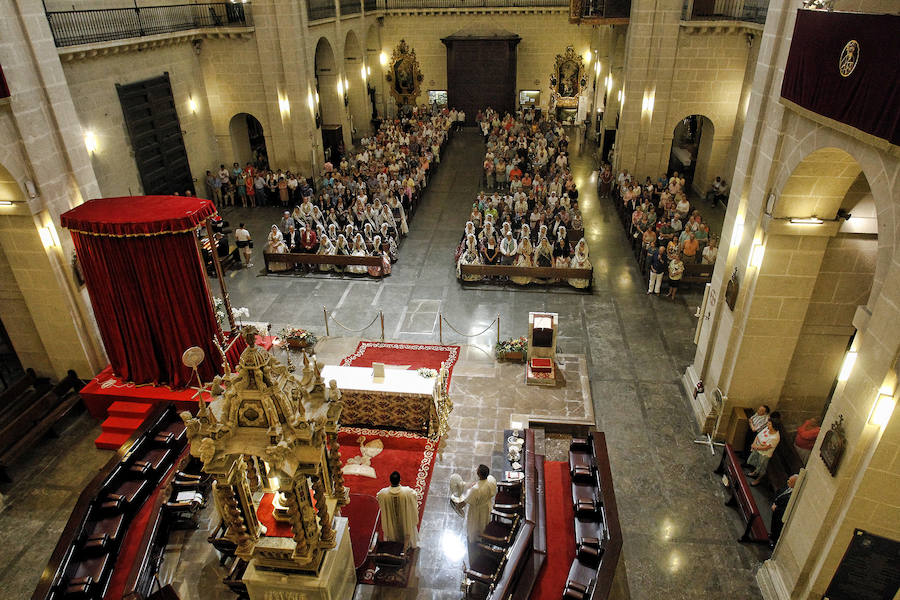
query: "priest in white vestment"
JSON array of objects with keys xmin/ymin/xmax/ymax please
[
  {"xmin": 451, "ymin": 464, "xmax": 498, "ymax": 544},
  {"xmin": 376, "ymin": 471, "xmax": 420, "ymax": 548}
]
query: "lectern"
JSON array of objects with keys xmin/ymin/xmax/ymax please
[{"xmin": 526, "ymin": 312, "xmax": 557, "ymax": 385}]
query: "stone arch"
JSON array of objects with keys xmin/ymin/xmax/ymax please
[
  {"xmin": 343, "ymin": 29, "xmax": 370, "ymax": 138},
  {"xmin": 314, "ymin": 36, "xmax": 345, "ymax": 160},
  {"xmin": 228, "ymin": 113, "xmax": 268, "ymax": 170},
  {"xmin": 667, "ymin": 114, "xmax": 715, "ymax": 193},
  {"xmin": 770, "ymin": 116, "xmax": 898, "ymax": 304}
]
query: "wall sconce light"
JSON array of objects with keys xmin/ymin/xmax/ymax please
[
  {"xmin": 838, "ymin": 349, "xmax": 857, "ymax": 382},
  {"xmin": 0, "ymin": 201, "xmax": 13, "ymax": 207},
  {"xmin": 584, "ymin": 49, "xmax": 592, "ymax": 63},
  {"xmin": 84, "ymin": 130, "xmax": 97, "ymax": 154},
  {"xmin": 750, "ymin": 242, "xmax": 765, "ymax": 268},
  {"xmin": 606, "ymin": 75, "xmax": 612, "ymax": 92},
  {"xmin": 617, "ymin": 90, "xmax": 623, "ymax": 102},
  {"xmin": 337, "ymin": 79, "xmax": 343, "ymax": 96},
  {"xmin": 869, "ymin": 393, "xmax": 895, "ymax": 427},
  {"xmin": 594, "ymin": 60, "xmax": 602, "ymax": 75},
  {"xmin": 278, "ymin": 96, "xmax": 290, "ymax": 114},
  {"xmin": 38, "ymin": 226, "xmax": 58, "ymax": 249},
  {"xmin": 308, "ymin": 91, "xmax": 315, "ymax": 110},
  {"xmin": 379, "ymin": 51, "xmax": 388, "ymax": 66},
  {"xmin": 731, "ymin": 215, "xmax": 745, "ymax": 248},
  {"xmin": 366, "ymin": 65, "xmax": 371, "ymax": 76},
  {"xmin": 361, "ymin": 65, "xmax": 368, "ymax": 81},
  {"xmin": 188, "ymin": 97, "xmax": 198, "ymax": 113},
  {"xmin": 790, "ymin": 217, "xmax": 824, "ymax": 225}
]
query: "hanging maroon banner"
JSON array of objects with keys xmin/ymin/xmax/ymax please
[{"xmin": 781, "ymin": 10, "xmax": 900, "ymax": 146}]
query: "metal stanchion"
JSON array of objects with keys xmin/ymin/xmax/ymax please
[
  {"xmin": 323, "ymin": 306, "xmax": 330, "ymax": 337},
  {"xmin": 496, "ymin": 314, "xmax": 501, "ymax": 345},
  {"xmin": 439, "ymin": 312, "xmax": 443, "ymax": 344},
  {"xmin": 380, "ymin": 311, "xmax": 385, "ymax": 341}
]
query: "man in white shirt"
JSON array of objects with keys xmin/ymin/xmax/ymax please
[
  {"xmin": 234, "ymin": 223, "xmax": 252, "ymax": 267},
  {"xmin": 376, "ymin": 471, "xmax": 419, "ymax": 549}
]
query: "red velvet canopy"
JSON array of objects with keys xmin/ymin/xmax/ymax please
[{"xmin": 61, "ymin": 196, "xmax": 222, "ymax": 388}]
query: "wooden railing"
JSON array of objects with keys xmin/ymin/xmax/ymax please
[{"xmin": 681, "ymin": 0, "xmax": 768, "ymax": 24}]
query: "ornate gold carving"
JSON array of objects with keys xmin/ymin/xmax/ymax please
[
  {"xmin": 550, "ymin": 46, "xmax": 587, "ymax": 109},
  {"xmin": 385, "ymin": 40, "xmax": 424, "ymax": 107}
]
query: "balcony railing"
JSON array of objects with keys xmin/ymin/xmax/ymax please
[
  {"xmin": 681, "ymin": 0, "xmax": 767, "ymax": 24},
  {"xmin": 340, "ymin": 0, "xmax": 361, "ymax": 14},
  {"xmin": 308, "ymin": 0, "xmax": 336, "ymax": 20},
  {"xmin": 381, "ymin": 0, "xmax": 568, "ymax": 8},
  {"xmin": 363, "ymin": 0, "xmax": 378, "ymax": 10},
  {"xmin": 46, "ymin": 2, "xmax": 252, "ymax": 47}
]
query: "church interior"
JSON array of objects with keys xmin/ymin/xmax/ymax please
[{"xmin": 0, "ymin": 1, "xmax": 898, "ymax": 599}]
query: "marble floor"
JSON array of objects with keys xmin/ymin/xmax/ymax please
[{"xmin": 0, "ymin": 128, "xmax": 771, "ymax": 600}]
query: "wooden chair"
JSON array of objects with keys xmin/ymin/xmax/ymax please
[
  {"xmin": 494, "ymin": 480, "xmax": 523, "ymax": 514},
  {"xmin": 480, "ymin": 510, "xmax": 520, "ymax": 548},
  {"xmin": 464, "ymin": 544, "xmax": 506, "ymax": 599},
  {"xmin": 367, "ymin": 533, "xmax": 408, "ymax": 571}
]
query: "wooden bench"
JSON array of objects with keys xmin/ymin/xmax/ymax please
[
  {"xmin": 32, "ymin": 404, "xmax": 191, "ymax": 600},
  {"xmin": 762, "ymin": 438, "xmax": 803, "ymax": 494},
  {"xmin": 0, "ymin": 370, "xmax": 83, "ymax": 481},
  {"xmin": 263, "ymin": 252, "xmax": 385, "ymax": 275},
  {"xmin": 681, "ymin": 262, "xmax": 713, "ymax": 286},
  {"xmin": 714, "ymin": 443, "xmax": 769, "ymax": 544},
  {"xmin": 458, "ymin": 264, "xmax": 593, "ymax": 290}
]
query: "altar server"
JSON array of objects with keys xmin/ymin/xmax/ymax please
[
  {"xmin": 451, "ymin": 464, "xmax": 497, "ymax": 547},
  {"xmin": 376, "ymin": 471, "xmax": 420, "ymax": 548}
]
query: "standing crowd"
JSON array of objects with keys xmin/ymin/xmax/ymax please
[
  {"xmin": 599, "ymin": 165, "xmax": 720, "ymax": 299},
  {"xmin": 455, "ymin": 108, "xmax": 592, "ymax": 289}
]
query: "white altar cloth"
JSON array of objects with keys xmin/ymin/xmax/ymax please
[{"xmin": 321, "ymin": 365, "xmax": 435, "ymax": 396}]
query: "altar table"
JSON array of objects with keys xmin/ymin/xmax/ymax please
[{"xmin": 320, "ymin": 365, "xmax": 437, "ymax": 434}]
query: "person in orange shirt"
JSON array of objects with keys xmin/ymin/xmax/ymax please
[{"xmin": 681, "ymin": 232, "xmax": 699, "ymax": 263}]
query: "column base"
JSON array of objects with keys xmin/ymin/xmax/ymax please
[
  {"xmin": 682, "ymin": 364, "xmax": 714, "ymax": 431},
  {"xmin": 244, "ymin": 517, "xmax": 356, "ymax": 600},
  {"xmin": 756, "ymin": 559, "xmax": 791, "ymax": 600}
]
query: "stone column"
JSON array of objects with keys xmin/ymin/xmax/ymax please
[
  {"xmin": 282, "ymin": 483, "xmax": 310, "ymax": 558},
  {"xmin": 311, "ymin": 474, "xmax": 336, "ymax": 547},
  {"xmin": 327, "ymin": 432, "xmax": 349, "ymax": 506}
]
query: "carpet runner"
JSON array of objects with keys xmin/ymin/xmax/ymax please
[
  {"xmin": 340, "ymin": 341, "xmax": 460, "ymax": 388},
  {"xmin": 532, "ymin": 460, "xmax": 576, "ymax": 599},
  {"xmin": 337, "ymin": 426, "xmax": 439, "ymax": 587}
]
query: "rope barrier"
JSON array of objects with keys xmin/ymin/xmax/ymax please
[
  {"xmin": 439, "ymin": 313, "xmax": 500, "ymax": 345},
  {"xmin": 329, "ymin": 311, "xmax": 381, "ymax": 333}
]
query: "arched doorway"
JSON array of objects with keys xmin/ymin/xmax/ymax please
[
  {"xmin": 229, "ymin": 113, "xmax": 268, "ymax": 170},
  {"xmin": 668, "ymin": 115, "xmax": 714, "ymax": 192},
  {"xmin": 344, "ymin": 30, "xmax": 370, "ymax": 140},
  {"xmin": 772, "ymin": 149, "xmax": 877, "ymax": 431},
  {"xmin": 315, "ymin": 37, "xmax": 344, "ymax": 163}
]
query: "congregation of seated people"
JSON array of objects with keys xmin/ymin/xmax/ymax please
[
  {"xmin": 456, "ymin": 108, "xmax": 592, "ymax": 289},
  {"xmin": 229, "ymin": 107, "xmax": 458, "ymax": 277}
]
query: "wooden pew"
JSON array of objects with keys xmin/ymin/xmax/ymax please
[
  {"xmin": 263, "ymin": 252, "xmax": 384, "ymax": 274},
  {"xmin": 0, "ymin": 368, "xmax": 44, "ymax": 407},
  {"xmin": 32, "ymin": 404, "xmax": 190, "ymax": 600},
  {"xmin": 458, "ymin": 264, "xmax": 593, "ymax": 289},
  {"xmin": 681, "ymin": 262, "xmax": 713, "ymax": 287},
  {"xmin": 0, "ymin": 370, "xmax": 83, "ymax": 481},
  {"xmin": 714, "ymin": 443, "xmax": 769, "ymax": 544}
]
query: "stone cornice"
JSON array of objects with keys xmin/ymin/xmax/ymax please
[
  {"xmin": 57, "ymin": 26, "xmax": 255, "ymax": 62},
  {"xmin": 679, "ymin": 19, "xmax": 764, "ymax": 34}
]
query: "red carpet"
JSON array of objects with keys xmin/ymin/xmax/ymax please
[
  {"xmin": 340, "ymin": 341, "xmax": 460, "ymax": 388},
  {"xmin": 81, "ymin": 335, "xmax": 276, "ymax": 420},
  {"xmin": 532, "ymin": 461, "xmax": 576, "ymax": 599},
  {"xmin": 257, "ymin": 493, "xmax": 295, "ymax": 538},
  {"xmin": 338, "ymin": 427, "xmax": 437, "ymax": 525},
  {"xmin": 342, "ymin": 493, "xmax": 380, "ymax": 569},
  {"xmin": 339, "ymin": 427, "xmax": 438, "ymax": 588}
]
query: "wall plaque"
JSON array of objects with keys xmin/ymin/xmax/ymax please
[
  {"xmin": 824, "ymin": 529, "xmax": 900, "ymax": 600},
  {"xmin": 819, "ymin": 414, "xmax": 846, "ymax": 477}
]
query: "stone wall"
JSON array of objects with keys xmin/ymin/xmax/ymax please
[{"xmin": 379, "ymin": 11, "xmax": 593, "ymax": 114}]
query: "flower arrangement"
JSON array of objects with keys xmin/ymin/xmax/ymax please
[
  {"xmin": 213, "ymin": 297, "xmax": 227, "ymax": 328},
  {"xmin": 280, "ymin": 327, "xmax": 318, "ymax": 348},
  {"xmin": 496, "ymin": 336, "xmax": 528, "ymax": 362},
  {"xmin": 417, "ymin": 367, "xmax": 438, "ymax": 378}
]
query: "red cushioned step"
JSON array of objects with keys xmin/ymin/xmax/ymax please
[
  {"xmin": 101, "ymin": 416, "xmax": 145, "ymax": 435},
  {"xmin": 94, "ymin": 431, "xmax": 132, "ymax": 450},
  {"xmin": 108, "ymin": 401, "xmax": 154, "ymax": 419}
]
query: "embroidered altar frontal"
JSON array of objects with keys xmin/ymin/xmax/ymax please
[{"xmin": 321, "ymin": 365, "xmax": 437, "ymax": 434}]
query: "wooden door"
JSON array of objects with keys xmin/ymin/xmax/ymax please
[{"xmin": 443, "ymin": 38, "xmax": 519, "ymax": 123}]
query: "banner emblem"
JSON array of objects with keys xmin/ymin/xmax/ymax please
[{"xmin": 839, "ymin": 40, "xmax": 859, "ymax": 77}]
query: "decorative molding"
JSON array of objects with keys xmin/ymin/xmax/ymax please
[
  {"xmin": 381, "ymin": 7, "xmax": 566, "ymax": 15},
  {"xmin": 57, "ymin": 27, "xmax": 255, "ymax": 62},
  {"xmin": 679, "ymin": 20, "xmax": 764, "ymax": 34}
]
